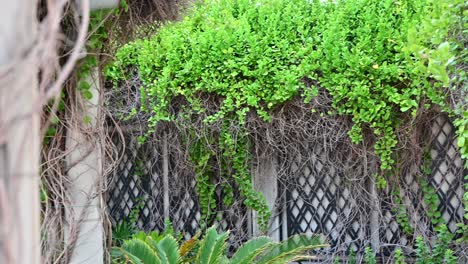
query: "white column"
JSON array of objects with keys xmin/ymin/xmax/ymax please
[
  {"xmin": 65, "ymin": 3, "xmax": 118, "ymax": 262},
  {"xmin": 0, "ymin": 1, "xmax": 41, "ymax": 263},
  {"xmin": 252, "ymin": 154, "xmax": 280, "ymax": 240},
  {"xmin": 65, "ymin": 69, "xmax": 104, "ymax": 264}
]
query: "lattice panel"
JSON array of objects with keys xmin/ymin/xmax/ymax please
[
  {"xmin": 107, "ymin": 114, "xmax": 465, "ymax": 257},
  {"xmin": 337, "ymin": 186, "xmax": 366, "ymax": 252},
  {"xmin": 282, "ymin": 114, "xmax": 466, "ymax": 256},
  {"xmin": 107, "ymin": 135, "xmax": 250, "ymax": 245},
  {"xmin": 170, "ymin": 177, "xmax": 201, "ymax": 239},
  {"xmin": 378, "ymin": 115, "xmax": 466, "ymax": 251},
  {"xmin": 429, "ymin": 115, "xmax": 465, "ymax": 232},
  {"xmin": 284, "ymin": 146, "xmax": 366, "ymax": 252},
  {"xmin": 106, "ymin": 137, "xmax": 164, "ymax": 231}
]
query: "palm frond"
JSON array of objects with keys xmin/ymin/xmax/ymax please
[
  {"xmin": 230, "ymin": 236, "xmax": 274, "ymax": 264},
  {"xmin": 122, "ymin": 238, "xmax": 162, "ymax": 264},
  {"xmin": 256, "ymin": 234, "xmax": 329, "ymax": 264},
  {"xmin": 111, "ymin": 247, "xmax": 144, "ymax": 264},
  {"xmin": 195, "ymin": 226, "xmax": 229, "ymax": 264},
  {"xmin": 158, "ymin": 235, "xmax": 180, "ymax": 264}
]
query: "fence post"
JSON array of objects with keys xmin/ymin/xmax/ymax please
[
  {"xmin": 368, "ymin": 158, "xmax": 380, "ymax": 253},
  {"xmin": 252, "ymin": 154, "xmax": 280, "ymax": 240},
  {"xmin": 162, "ymin": 132, "xmax": 170, "ymax": 220}
]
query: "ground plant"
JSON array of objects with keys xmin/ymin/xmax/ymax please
[{"xmin": 111, "ymin": 225, "xmax": 328, "ymax": 264}]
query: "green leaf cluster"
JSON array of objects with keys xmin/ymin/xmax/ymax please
[
  {"xmin": 392, "ymin": 189, "xmax": 414, "ymax": 235},
  {"xmin": 414, "ymin": 225, "xmax": 457, "ymax": 264},
  {"xmin": 364, "ymin": 247, "xmax": 376, "ymax": 264},
  {"xmin": 372, "ymin": 238, "xmax": 457, "ymax": 264},
  {"xmin": 77, "ymin": 10, "xmax": 108, "ymax": 101},
  {"xmin": 454, "ymin": 112, "xmax": 468, "ymax": 165},
  {"xmin": 78, "ymin": 1, "xmax": 129, "ymax": 101}
]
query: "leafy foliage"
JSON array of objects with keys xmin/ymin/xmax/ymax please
[
  {"xmin": 195, "ymin": 226, "xmax": 229, "ymax": 264},
  {"xmin": 106, "ymin": 0, "xmax": 466, "ymax": 229},
  {"xmin": 392, "ymin": 189, "xmax": 414, "ymax": 235},
  {"xmin": 78, "ymin": 0, "xmax": 129, "ymax": 101},
  {"xmin": 414, "ymin": 225, "xmax": 457, "ymax": 264},
  {"xmin": 454, "ymin": 112, "xmax": 468, "ymax": 165},
  {"xmin": 364, "ymin": 247, "xmax": 377, "ymax": 264},
  {"xmin": 394, "ymin": 248, "xmax": 405, "ymax": 264},
  {"xmin": 112, "ymin": 226, "xmax": 328, "ymax": 264}
]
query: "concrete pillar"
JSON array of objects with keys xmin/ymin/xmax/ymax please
[
  {"xmin": 65, "ymin": 69, "xmax": 104, "ymax": 264},
  {"xmin": 64, "ymin": 3, "xmax": 118, "ymax": 263},
  {"xmin": 0, "ymin": 1, "xmax": 41, "ymax": 263},
  {"xmin": 252, "ymin": 154, "xmax": 280, "ymax": 240}
]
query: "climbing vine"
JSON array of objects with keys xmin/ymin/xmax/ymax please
[
  {"xmin": 78, "ymin": 1, "xmax": 129, "ymax": 102},
  {"xmin": 106, "ymin": 0, "xmax": 466, "ymax": 231}
]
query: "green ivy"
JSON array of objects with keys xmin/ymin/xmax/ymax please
[
  {"xmin": 188, "ymin": 136, "xmax": 217, "ymax": 225},
  {"xmin": 454, "ymin": 113, "xmax": 468, "ymax": 164},
  {"xmin": 421, "ymin": 151, "xmax": 445, "ymax": 227},
  {"xmin": 219, "ymin": 123, "xmax": 271, "ymax": 228},
  {"xmin": 106, "ymin": 0, "xmax": 466, "ymax": 230},
  {"xmin": 364, "ymin": 247, "xmax": 377, "ymax": 264},
  {"xmin": 415, "ymin": 236, "xmax": 430, "ymax": 263},
  {"xmin": 394, "ymin": 248, "xmax": 406, "ymax": 264},
  {"xmin": 134, "ymin": 159, "xmax": 145, "ymax": 178},
  {"xmin": 77, "ymin": 9, "xmax": 107, "ymax": 101},
  {"xmin": 415, "ymin": 225, "xmax": 457, "ymax": 264},
  {"xmin": 187, "ymin": 123, "xmax": 271, "ymax": 229},
  {"xmin": 421, "ymin": 180, "xmax": 444, "ymax": 226},
  {"xmin": 78, "ymin": 0, "xmax": 129, "ymax": 102},
  {"xmin": 348, "ymin": 249, "xmax": 357, "ymax": 264},
  {"xmin": 454, "ymin": 112, "xmax": 468, "ymax": 241},
  {"xmin": 392, "ymin": 190, "xmax": 414, "ymax": 235},
  {"xmin": 374, "ymin": 173, "xmax": 388, "ymax": 190}
]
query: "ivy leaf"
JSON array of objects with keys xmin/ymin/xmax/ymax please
[
  {"xmin": 458, "ymin": 136, "xmax": 465, "ymax": 148},
  {"xmin": 82, "ymin": 90, "xmax": 93, "ymax": 100}
]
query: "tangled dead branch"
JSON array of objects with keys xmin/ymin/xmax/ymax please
[{"xmin": 38, "ymin": 0, "xmax": 186, "ymax": 262}]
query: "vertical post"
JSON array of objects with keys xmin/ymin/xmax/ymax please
[
  {"xmin": 65, "ymin": 69, "xmax": 103, "ymax": 264},
  {"xmin": 162, "ymin": 133, "xmax": 170, "ymax": 220},
  {"xmin": 252, "ymin": 154, "xmax": 280, "ymax": 240},
  {"xmin": 64, "ymin": 3, "xmax": 117, "ymax": 262},
  {"xmin": 0, "ymin": 1, "xmax": 41, "ymax": 263},
  {"xmin": 368, "ymin": 158, "xmax": 380, "ymax": 253}
]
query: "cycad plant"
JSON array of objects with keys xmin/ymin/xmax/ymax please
[{"xmin": 111, "ymin": 226, "xmax": 328, "ymax": 264}]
